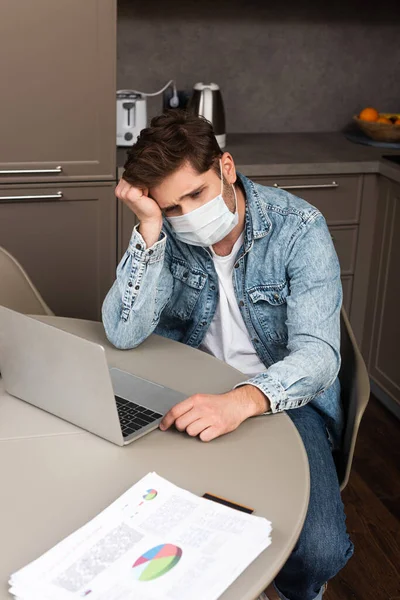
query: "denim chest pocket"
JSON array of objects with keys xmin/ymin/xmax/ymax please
[
  {"xmin": 165, "ymin": 259, "xmax": 207, "ymax": 320},
  {"xmin": 247, "ymin": 280, "xmax": 289, "ymax": 344}
]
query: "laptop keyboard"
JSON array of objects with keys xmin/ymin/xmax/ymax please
[{"xmin": 115, "ymin": 395, "xmax": 163, "ymax": 438}]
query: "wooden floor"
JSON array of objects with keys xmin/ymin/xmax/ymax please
[{"xmin": 326, "ymin": 395, "xmax": 400, "ymax": 600}]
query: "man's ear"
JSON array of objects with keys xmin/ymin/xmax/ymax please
[{"xmin": 221, "ymin": 153, "xmax": 237, "ymax": 185}]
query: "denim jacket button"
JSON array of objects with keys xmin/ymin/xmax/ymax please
[
  {"xmin": 128, "ymin": 282, "xmax": 133, "ymax": 287},
  {"xmin": 239, "ymin": 300, "xmax": 244, "ymax": 307},
  {"xmin": 135, "ymin": 244, "xmax": 142, "ymax": 250},
  {"xmin": 273, "ymin": 293, "xmax": 279, "ymax": 300},
  {"xmin": 148, "ymin": 249, "xmax": 154, "ymax": 255},
  {"xmin": 234, "ymin": 263, "xmax": 239, "ymax": 269}
]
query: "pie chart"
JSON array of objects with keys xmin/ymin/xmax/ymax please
[
  {"xmin": 132, "ymin": 544, "xmax": 182, "ymax": 581},
  {"xmin": 143, "ymin": 488, "xmax": 158, "ymax": 501}
]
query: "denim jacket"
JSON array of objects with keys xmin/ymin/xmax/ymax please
[{"xmin": 102, "ymin": 173, "xmax": 344, "ymax": 450}]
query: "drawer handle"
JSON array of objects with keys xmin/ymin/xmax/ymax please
[
  {"xmin": 0, "ymin": 166, "xmax": 63, "ymax": 175},
  {"xmin": 273, "ymin": 182, "xmax": 338, "ymax": 190},
  {"xmin": 0, "ymin": 192, "xmax": 63, "ymax": 202}
]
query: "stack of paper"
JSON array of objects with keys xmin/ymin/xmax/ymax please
[{"xmin": 9, "ymin": 472, "xmax": 272, "ymax": 600}]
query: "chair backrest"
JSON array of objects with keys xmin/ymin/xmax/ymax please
[
  {"xmin": 0, "ymin": 246, "xmax": 54, "ymax": 316},
  {"xmin": 337, "ymin": 308, "xmax": 370, "ymax": 490}
]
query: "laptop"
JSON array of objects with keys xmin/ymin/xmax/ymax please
[{"xmin": 0, "ymin": 306, "xmax": 187, "ymax": 446}]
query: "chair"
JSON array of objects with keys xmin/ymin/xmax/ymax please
[
  {"xmin": 0, "ymin": 246, "xmax": 54, "ymax": 316},
  {"xmin": 336, "ymin": 308, "xmax": 370, "ymax": 491}
]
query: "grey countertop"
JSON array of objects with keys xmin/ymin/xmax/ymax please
[{"xmin": 117, "ymin": 132, "xmax": 400, "ymax": 183}]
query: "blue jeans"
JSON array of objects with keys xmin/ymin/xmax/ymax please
[{"xmin": 272, "ymin": 403, "xmax": 355, "ymax": 600}]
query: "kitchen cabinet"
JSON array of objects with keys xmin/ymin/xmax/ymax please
[
  {"xmin": 118, "ymin": 201, "xmax": 138, "ymax": 261},
  {"xmin": 254, "ymin": 174, "xmax": 362, "ymax": 225},
  {"xmin": 0, "ymin": 0, "xmax": 117, "ymax": 320},
  {"xmin": 362, "ymin": 177, "xmax": 400, "ymax": 415},
  {"xmin": 251, "ymin": 174, "xmax": 378, "ymax": 347},
  {"xmin": 0, "ymin": 0, "xmax": 116, "ymax": 183},
  {"xmin": 341, "ymin": 276, "xmax": 353, "ymax": 315},
  {"xmin": 0, "ymin": 183, "xmax": 116, "ymax": 321}
]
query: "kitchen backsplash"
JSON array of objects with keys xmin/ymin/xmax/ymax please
[{"xmin": 117, "ymin": 0, "xmax": 400, "ymax": 133}]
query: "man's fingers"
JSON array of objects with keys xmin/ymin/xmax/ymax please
[
  {"xmin": 174, "ymin": 409, "xmax": 201, "ymax": 432},
  {"xmin": 185, "ymin": 418, "xmax": 210, "ymax": 438},
  {"xmin": 160, "ymin": 396, "xmax": 195, "ymax": 430},
  {"xmin": 199, "ymin": 426, "xmax": 220, "ymax": 443},
  {"xmin": 115, "ymin": 179, "xmax": 144, "ymax": 203},
  {"xmin": 115, "ymin": 180, "xmax": 130, "ymax": 201}
]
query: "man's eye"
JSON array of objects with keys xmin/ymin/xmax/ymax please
[
  {"xmin": 191, "ymin": 191, "xmax": 201, "ymax": 198},
  {"xmin": 165, "ymin": 206, "xmax": 179, "ymax": 215}
]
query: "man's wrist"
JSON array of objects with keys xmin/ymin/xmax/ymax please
[
  {"xmin": 233, "ymin": 384, "xmax": 271, "ymax": 418},
  {"xmin": 138, "ymin": 219, "xmax": 163, "ymax": 248}
]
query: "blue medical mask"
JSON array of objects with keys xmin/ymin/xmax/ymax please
[{"xmin": 166, "ymin": 161, "xmax": 239, "ymax": 247}]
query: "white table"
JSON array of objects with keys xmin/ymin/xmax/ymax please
[{"xmin": 0, "ymin": 316, "xmax": 310, "ymax": 600}]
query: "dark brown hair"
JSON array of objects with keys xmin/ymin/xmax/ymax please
[{"xmin": 122, "ymin": 109, "xmax": 223, "ymax": 188}]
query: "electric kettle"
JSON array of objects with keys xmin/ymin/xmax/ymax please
[{"xmin": 187, "ymin": 82, "xmax": 226, "ymax": 148}]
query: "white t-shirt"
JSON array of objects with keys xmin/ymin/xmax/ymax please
[{"xmin": 199, "ymin": 232, "xmax": 267, "ymax": 378}]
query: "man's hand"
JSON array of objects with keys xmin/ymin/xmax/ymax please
[
  {"xmin": 159, "ymin": 385, "xmax": 270, "ymax": 442},
  {"xmin": 115, "ymin": 178, "xmax": 163, "ymax": 247}
]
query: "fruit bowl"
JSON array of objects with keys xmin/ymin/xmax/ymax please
[{"xmin": 353, "ymin": 113, "xmax": 400, "ymax": 142}]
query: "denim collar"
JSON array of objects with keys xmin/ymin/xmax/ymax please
[{"xmin": 237, "ymin": 172, "xmax": 272, "ymax": 251}]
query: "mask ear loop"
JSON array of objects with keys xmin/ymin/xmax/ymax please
[
  {"xmin": 220, "ymin": 158, "xmax": 238, "ymax": 215},
  {"xmin": 232, "ymin": 183, "xmax": 238, "ymax": 215}
]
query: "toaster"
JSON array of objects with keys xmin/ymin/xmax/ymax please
[{"xmin": 116, "ymin": 91, "xmax": 147, "ymax": 147}]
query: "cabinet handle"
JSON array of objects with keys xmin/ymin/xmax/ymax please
[
  {"xmin": 0, "ymin": 192, "xmax": 63, "ymax": 202},
  {"xmin": 0, "ymin": 166, "xmax": 63, "ymax": 175},
  {"xmin": 273, "ymin": 182, "xmax": 338, "ymax": 190}
]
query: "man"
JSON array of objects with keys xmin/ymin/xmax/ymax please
[{"xmin": 102, "ymin": 110, "xmax": 354, "ymax": 600}]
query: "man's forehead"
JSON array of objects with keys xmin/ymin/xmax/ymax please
[{"xmin": 150, "ymin": 166, "xmax": 213, "ymax": 206}]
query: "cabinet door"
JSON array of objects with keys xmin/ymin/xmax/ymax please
[
  {"xmin": 118, "ymin": 202, "xmax": 138, "ymax": 260},
  {"xmin": 242, "ymin": 175, "xmax": 362, "ymax": 276},
  {"xmin": 250, "ymin": 173, "xmax": 380, "ymax": 347},
  {"xmin": 329, "ymin": 226, "xmax": 358, "ymax": 275},
  {"xmin": 251, "ymin": 175, "xmax": 362, "ymax": 225},
  {"xmin": 341, "ymin": 276, "xmax": 353, "ymax": 315},
  {"xmin": 0, "ymin": 0, "xmax": 116, "ymax": 183},
  {"xmin": 364, "ymin": 179, "xmax": 400, "ymax": 408},
  {"xmin": 0, "ymin": 183, "xmax": 117, "ymax": 320}
]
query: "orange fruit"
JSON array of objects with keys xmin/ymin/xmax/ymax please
[
  {"xmin": 359, "ymin": 107, "xmax": 379, "ymax": 122},
  {"xmin": 395, "ymin": 119, "xmax": 400, "ymax": 125},
  {"xmin": 376, "ymin": 116, "xmax": 391, "ymax": 124}
]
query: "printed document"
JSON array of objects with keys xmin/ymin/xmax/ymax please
[{"xmin": 9, "ymin": 472, "xmax": 272, "ymax": 600}]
